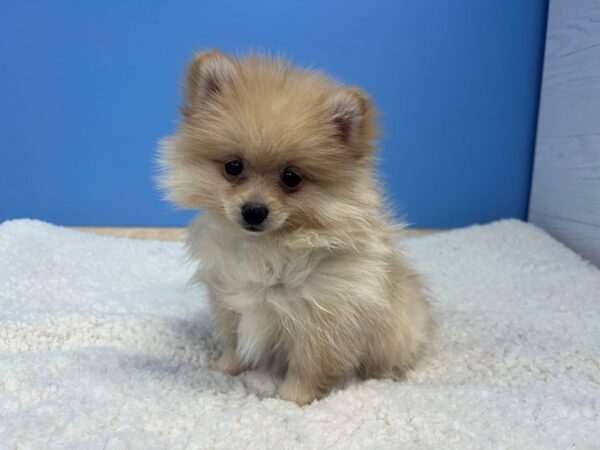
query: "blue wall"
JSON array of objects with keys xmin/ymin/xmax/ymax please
[{"xmin": 0, "ymin": 0, "xmax": 548, "ymax": 227}]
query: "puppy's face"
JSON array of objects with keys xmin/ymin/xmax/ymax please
[{"xmin": 159, "ymin": 51, "xmax": 378, "ymax": 237}]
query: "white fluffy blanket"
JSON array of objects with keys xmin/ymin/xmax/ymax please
[{"xmin": 0, "ymin": 219, "xmax": 598, "ymax": 449}]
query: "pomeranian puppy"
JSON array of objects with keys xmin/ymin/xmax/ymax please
[{"xmin": 158, "ymin": 50, "xmax": 433, "ymax": 405}]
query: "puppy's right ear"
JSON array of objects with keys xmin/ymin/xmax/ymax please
[{"xmin": 181, "ymin": 50, "xmax": 236, "ymax": 117}]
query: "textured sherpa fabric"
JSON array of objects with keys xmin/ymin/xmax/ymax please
[{"xmin": 0, "ymin": 219, "xmax": 598, "ymax": 449}]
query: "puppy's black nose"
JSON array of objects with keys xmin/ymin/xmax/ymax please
[{"xmin": 241, "ymin": 203, "xmax": 269, "ymax": 226}]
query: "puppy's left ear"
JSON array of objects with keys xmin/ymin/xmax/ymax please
[{"xmin": 327, "ymin": 88, "xmax": 377, "ymax": 156}]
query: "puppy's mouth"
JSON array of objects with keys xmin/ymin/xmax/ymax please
[{"xmin": 243, "ymin": 225, "xmax": 265, "ymax": 233}]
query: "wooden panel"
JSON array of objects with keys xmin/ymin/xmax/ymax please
[
  {"xmin": 71, "ymin": 227, "xmax": 186, "ymax": 241},
  {"xmin": 71, "ymin": 227, "xmax": 441, "ymax": 241},
  {"xmin": 529, "ymin": 0, "xmax": 600, "ymax": 266},
  {"xmin": 72, "ymin": 227, "xmax": 439, "ymax": 241}
]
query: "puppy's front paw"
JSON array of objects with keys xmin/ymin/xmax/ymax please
[
  {"xmin": 277, "ymin": 376, "xmax": 319, "ymax": 406},
  {"xmin": 210, "ymin": 349, "xmax": 246, "ymax": 376}
]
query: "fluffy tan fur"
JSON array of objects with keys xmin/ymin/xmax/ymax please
[{"xmin": 158, "ymin": 50, "xmax": 433, "ymax": 405}]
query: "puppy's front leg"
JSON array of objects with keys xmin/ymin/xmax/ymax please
[
  {"xmin": 209, "ymin": 296, "xmax": 247, "ymax": 376},
  {"xmin": 276, "ymin": 307, "xmax": 355, "ymax": 405},
  {"xmin": 277, "ymin": 355, "xmax": 322, "ymax": 406},
  {"xmin": 211, "ymin": 345, "xmax": 246, "ymax": 376}
]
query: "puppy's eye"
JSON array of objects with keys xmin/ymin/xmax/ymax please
[
  {"xmin": 281, "ymin": 168, "xmax": 302, "ymax": 190},
  {"xmin": 224, "ymin": 160, "xmax": 243, "ymax": 177}
]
